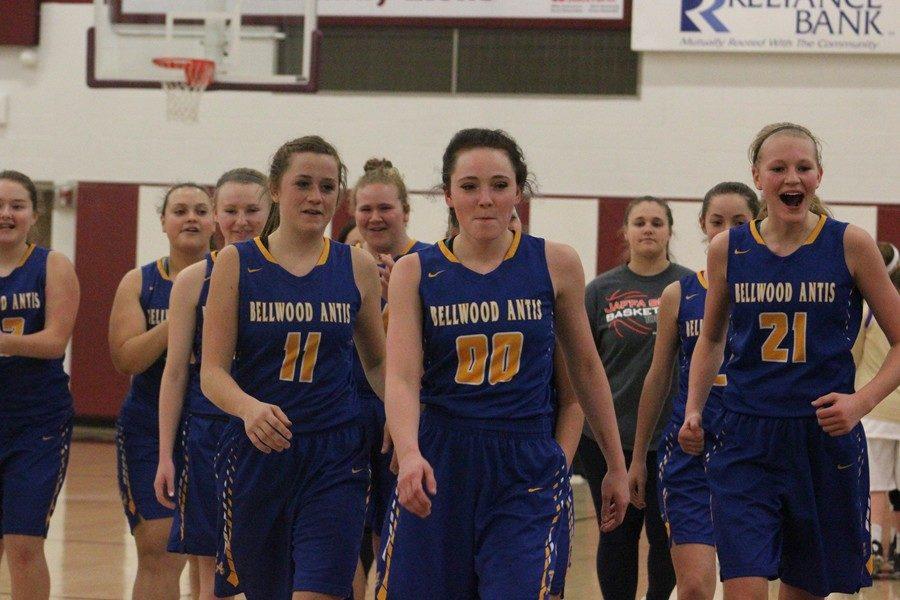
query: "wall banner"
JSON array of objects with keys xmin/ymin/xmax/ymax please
[
  {"xmin": 119, "ymin": 0, "xmax": 625, "ymax": 21},
  {"xmin": 632, "ymin": 1, "xmax": 898, "ymax": 54}
]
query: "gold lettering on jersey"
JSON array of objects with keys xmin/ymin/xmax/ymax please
[
  {"xmin": 249, "ymin": 301, "xmax": 314, "ymax": 323},
  {"xmin": 734, "ymin": 281, "xmax": 837, "ymax": 304},
  {"xmin": 0, "ymin": 296, "xmax": 5, "ymax": 311},
  {"xmin": 3, "ymin": 292, "xmax": 41, "ymax": 310},
  {"xmin": 506, "ymin": 298, "xmax": 543, "ymax": 321},
  {"xmin": 684, "ymin": 318, "xmax": 702, "ymax": 337},
  {"xmin": 797, "ymin": 281, "xmax": 836, "ymax": 303},
  {"xmin": 147, "ymin": 308, "xmax": 168, "ymax": 326},
  {"xmin": 429, "ymin": 298, "xmax": 545, "ymax": 327},
  {"xmin": 319, "ymin": 302, "xmax": 352, "ymax": 324}
]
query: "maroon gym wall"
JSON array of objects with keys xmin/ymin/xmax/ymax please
[{"xmin": 70, "ymin": 183, "xmax": 139, "ymax": 419}]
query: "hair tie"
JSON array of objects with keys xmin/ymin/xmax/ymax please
[{"xmin": 887, "ymin": 243, "xmax": 899, "ymax": 274}]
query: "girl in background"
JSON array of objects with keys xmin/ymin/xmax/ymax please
[
  {"xmin": 109, "ymin": 183, "xmax": 215, "ymax": 599},
  {"xmin": 0, "ymin": 170, "xmax": 80, "ymax": 600},
  {"xmin": 853, "ymin": 242, "xmax": 900, "ymax": 578},
  {"xmin": 154, "ymin": 169, "xmax": 271, "ymax": 600},
  {"xmin": 348, "ymin": 158, "xmax": 427, "ymax": 599},
  {"xmin": 580, "ymin": 196, "xmax": 689, "ymax": 600},
  {"xmin": 628, "ymin": 182, "xmax": 758, "ymax": 599}
]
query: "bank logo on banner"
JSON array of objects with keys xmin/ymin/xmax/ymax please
[
  {"xmin": 681, "ymin": 0, "xmax": 728, "ymax": 33},
  {"xmin": 634, "ymin": 0, "xmax": 897, "ymax": 54}
]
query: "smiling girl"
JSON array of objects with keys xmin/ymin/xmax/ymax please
[
  {"xmin": 0, "ymin": 170, "xmax": 79, "ymax": 600},
  {"xmin": 680, "ymin": 122, "xmax": 900, "ymax": 598},
  {"xmin": 154, "ymin": 169, "xmax": 271, "ymax": 600},
  {"xmin": 109, "ymin": 183, "xmax": 216, "ymax": 599}
]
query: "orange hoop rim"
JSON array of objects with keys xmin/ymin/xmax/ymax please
[{"xmin": 152, "ymin": 57, "xmax": 215, "ymax": 87}]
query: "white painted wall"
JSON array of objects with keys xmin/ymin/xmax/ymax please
[{"xmin": 0, "ymin": 4, "xmax": 895, "ymax": 276}]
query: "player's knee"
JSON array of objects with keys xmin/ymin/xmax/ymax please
[
  {"xmin": 4, "ymin": 537, "xmax": 44, "ymax": 569},
  {"xmin": 676, "ymin": 572, "xmax": 715, "ymax": 600}
]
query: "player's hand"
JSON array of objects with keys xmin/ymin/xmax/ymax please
[
  {"xmin": 679, "ymin": 412, "xmax": 704, "ymax": 456},
  {"xmin": 627, "ymin": 459, "xmax": 648, "ymax": 509},
  {"xmin": 600, "ymin": 467, "xmax": 629, "ymax": 532},
  {"xmin": 153, "ymin": 457, "xmax": 177, "ymax": 509},
  {"xmin": 241, "ymin": 400, "xmax": 292, "ymax": 453},
  {"xmin": 812, "ymin": 392, "xmax": 868, "ymax": 436},
  {"xmin": 378, "ymin": 254, "xmax": 395, "ymax": 302},
  {"xmin": 396, "ymin": 451, "xmax": 437, "ymax": 518}
]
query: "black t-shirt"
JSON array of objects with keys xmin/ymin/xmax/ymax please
[{"xmin": 583, "ymin": 262, "xmax": 693, "ymax": 451}]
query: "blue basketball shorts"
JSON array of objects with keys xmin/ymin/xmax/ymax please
[
  {"xmin": 214, "ymin": 420, "xmax": 368, "ymax": 600},
  {"xmin": 376, "ymin": 408, "xmax": 569, "ymax": 600},
  {"xmin": 707, "ymin": 409, "xmax": 872, "ymax": 596},
  {"xmin": 0, "ymin": 410, "xmax": 72, "ymax": 538},
  {"xmin": 362, "ymin": 395, "xmax": 395, "ymax": 536},
  {"xmin": 168, "ymin": 414, "xmax": 228, "ymax": 557},
  {"xmin": 115, "ymin": 415, "xmax": 176, "ymax": 533},
  {"xmin": 656, "ymin": 418, "xmax": 715, "ymax": 547},
  {"xmin": 549, "ymin": 473, "xmax": 574, "ymax": 598}
]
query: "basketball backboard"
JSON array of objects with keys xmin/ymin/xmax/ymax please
[{"xmin": 87, "ymin": 0, "xmax": 320, "ymax": 92}]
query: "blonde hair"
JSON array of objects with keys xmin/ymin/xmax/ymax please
[
  {"xmin": 352, "ymin": 158, "xmax": 409, "ymax": 214},
  {"xmin": 749, "ymin": 122, "xmax": 830, "ymax": 219}
]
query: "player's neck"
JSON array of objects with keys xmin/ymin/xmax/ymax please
[
  {"xmin": 759, "ymin": 211, "xmax": 819, "ymax": 246},
  {"xmin": 167, "ymin": 246, "xmax": 207, "ymax": 278},
  {"xmin": 268, "ymin": 227, "xmax": 325, "ymax": 261},
  {"xmin": 453, "ymin": 229, "xmax": 514, "ymax": 273},
  {"xmin": 628, "ymin": 253, "xmax": 669, "ymax": 277},
  {"xmin": 0, "ymin": 239, "xmax": 32, "ymax": 271},
  {"xmin": 365, "ymin": 233, "xmax": 411, "ymax": 259}
]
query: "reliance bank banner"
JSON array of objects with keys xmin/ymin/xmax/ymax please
[{"xmin": 632, "ymin": 0, "xmax": 898, "ymax": 54}]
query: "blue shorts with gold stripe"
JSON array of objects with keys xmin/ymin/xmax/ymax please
[
  {"xmin": 708, "ymin": 410, "xmax": 872, "ymax": 596},
  {"xmin": 549, "ymin": 472, "xmax": 574, "ymax": 598},
  {"xmin": 376, "ymin": 407, "xmax": 569, "ymax": 600},
  {"xmin": 0, "ymin": 409, "xmax": 72, "ymax": 537},
  {"xmin": 115, "ymin": 415, "xmax": 177, "ymax": 533},
  {"xmin": 657, "ymin": 418, "xmax": 715, "ymax": 547},
  {"xmin": 168, "ymin": 414, "xmax": 228, "ymax": 557},
  {"xmin": 214, "ymin": 420, "xmax": 368, "ymax": 600},
  {"xmin": 362, "ymin": 394, "xmax": 395, "ymax": 535}
]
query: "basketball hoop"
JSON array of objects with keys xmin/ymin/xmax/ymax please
[{"xmin": 152, "ymin": 57, "xmax": 215, "ymax": 122}]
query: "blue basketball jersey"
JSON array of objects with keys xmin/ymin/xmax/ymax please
[
  {"xmin": 418, "ymin": 231, "xmax": 555, "ymax": 420},
  {"xmin": 0, "ymin": 245, "xmax": 72, "ymax": 419},
  {"xmin": 724, "ymin": 216, "xmax": 862, "ymax": 418},
  {"xmin": 233, "ymin": 237, "xmax": 360, "ymax": 431},
  {"xmin": 352, "ymin": 239, "xmax": 428, "ymax": 406},
  {"xmin": 121, "ymin": 258, "xmax": 173, "ymax": 426},
  {"xmin": 187, "ymin": 252, "xmax": 225, "ymax": 417},
  {"xmin": 672, "ymin": 271, "xmax": 726, "ymax": 423}
]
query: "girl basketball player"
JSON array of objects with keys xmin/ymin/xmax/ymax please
[
  {"xmin": 0, "ymin": 170, "xmax": 79, "ymax": 600},
  {"xmin": 628, "ymin": 182, "xmax": 759, "ymax": 599},
  {"xmin": 680, "ymin": 122, "xmax": 900, "ymax": 598},
  {"xmin": 201, "ymin": 136, "xmax": 386, "ymax": 600},
  {"xmin": 153, "ymin": 169, "xmax": 271, "ymax": 600},
  {"xmin": 109, "ymin": 183, "xmax": 215, "ymax": 599},
  {"xmin": 349, "ymin": 158, "xmax": 428, "ymax": 599},
  {"xmin": 447, "ymin": 200, "xmax": 578, "ymax": 600},
  {"xmin": 376, "ymin": 128, "xmax": 628, "ymax": 599}
]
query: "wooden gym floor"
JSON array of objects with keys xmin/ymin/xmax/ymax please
[{"xmin": 1, "ymin": 441, "xmax": 898, "ymax": 599}]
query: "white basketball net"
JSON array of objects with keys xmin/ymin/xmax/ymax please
[
  {"xmin": 154, "ymin": 58, "xmax": 215, "ymax": 122},
  {"xmin": 162, "ymin": 80, "xmax": 207, "ymax": 122}
]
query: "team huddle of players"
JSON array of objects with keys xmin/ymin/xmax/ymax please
[{"xmin": 0, "ymin": 122, "xmax": 899, "ymax": 600}]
